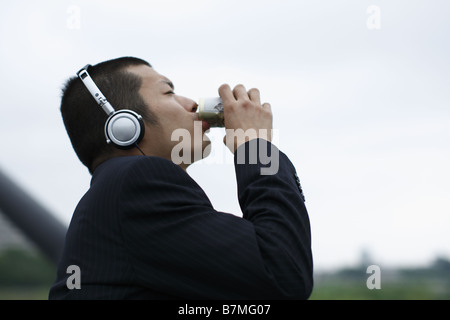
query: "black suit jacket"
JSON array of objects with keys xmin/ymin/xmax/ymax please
[{"xmin": 49, "ymin": 139, "xmax": 313, "ymax": 299}]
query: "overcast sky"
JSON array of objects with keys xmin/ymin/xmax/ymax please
[{"xmin": 0, "ymin": 0, "xmax": 449, "ymax": 270}]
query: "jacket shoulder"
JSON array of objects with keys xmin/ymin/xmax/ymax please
[{"xmin": 92, "ymin": 156, "xmax": 184, "ymax": 184}]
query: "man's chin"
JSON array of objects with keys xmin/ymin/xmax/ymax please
[
  {"xmin": 170, "ymin": 132, "xmax": 211, "ymax": 169},
  {"xmin": 200, "ymin": 139, "xmax": 212, "ymax": 159},
  {"xmin": 192, "ymin": 139, "xmax": 212, "ymax": 162}
]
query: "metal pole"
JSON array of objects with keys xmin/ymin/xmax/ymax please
[{"xmin": 0, "ymin": 168, "xmax": 67, "ymax": 265}]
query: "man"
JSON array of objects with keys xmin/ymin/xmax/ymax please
[{"xmin": 49, "ymin": 56, "xmax": 313, "ymax": 299}]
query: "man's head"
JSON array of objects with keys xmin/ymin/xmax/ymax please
[{"xmin": 61, "ymin": 56, "xmax": 210, "ymax": 174}]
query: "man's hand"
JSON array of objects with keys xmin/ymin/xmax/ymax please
[{"xmin": 219, "ymin": 84, "xmax": 273, "ymax": 153}]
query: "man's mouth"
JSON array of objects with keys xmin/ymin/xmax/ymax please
[{"xmin": 201, "ymin": 120, "xmax": 210, "ymax": 132}]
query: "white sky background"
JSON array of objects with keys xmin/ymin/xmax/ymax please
[{"xmin": 0, "ymin": 0, "xmax": 449, "ymax": 271}]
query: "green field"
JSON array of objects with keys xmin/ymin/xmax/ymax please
[
  {"xmin": 310, "ymin": 278, "xmax": 450, "ymax": 300},
  {"xmin": 310, "ymin": 261, "xmax": 450, "ymax": 300}
]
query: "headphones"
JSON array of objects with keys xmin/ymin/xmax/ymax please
[{"xmin": 77, "ymin": 64, "xmax": 145, "ymax": 150}]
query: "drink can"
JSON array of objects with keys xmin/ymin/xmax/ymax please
[{"xmin": 198, "ymin": 97, "xmax": 224, "ymax": 127}]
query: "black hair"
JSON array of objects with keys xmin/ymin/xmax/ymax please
[{"xmin": 60, "ymin": 56, "xmax": 157, "ymax": 174}]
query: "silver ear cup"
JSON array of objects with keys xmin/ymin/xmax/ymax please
[{"xmin": 105, "ymin": 110, "xmax": 145, "ymax": 149}]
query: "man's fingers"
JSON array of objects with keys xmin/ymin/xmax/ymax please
[
  {"xmin": 248, "ymin": 88, "xmax": 261, "ymax": 105},
  {"xmin": 218, "ymin": 84, "xmax": 235, "ymax": 106},
  {"xmin": 232, "ymin": 84, "xmax": 248, "ymax": 100},
  {"xmin": 220, "ymin": 84, "xmax": 263, "ymax": 106},
  {"xmin": 262, "ymin": 102, "xmax": 271, "ymax": 112}
]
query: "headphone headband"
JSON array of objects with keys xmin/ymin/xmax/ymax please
[
  {"xmin": 77, "ymin": 65, "xmax": 115, "ymax": 116},
  {"xmin": 76, "ymin": 64, "xmax": 145, "ymax": 150}
]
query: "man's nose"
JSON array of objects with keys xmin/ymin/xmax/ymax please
[{"xmin": 177, "ymin": 96, "xmax": 198, "ymax": 113}]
